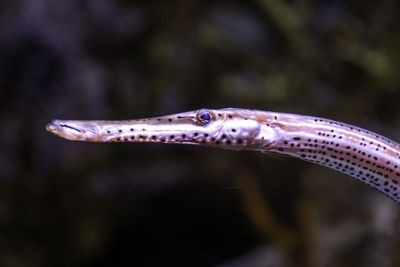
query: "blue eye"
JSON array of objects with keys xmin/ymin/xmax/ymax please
[{"xmin": 198, "ymin": 112, "xmax": 211, "ymax": 123}]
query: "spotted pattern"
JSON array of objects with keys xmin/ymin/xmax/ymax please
[
  {"xmin": 271, "ymin": 115, "xmax": 400, "ymax": 202},
  {"xmin": 102, "ymin": 117, "xmax": 251, "ymax": 152}
]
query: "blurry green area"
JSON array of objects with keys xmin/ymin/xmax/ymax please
[{"xmin": 1, "ymin": 0, "xmax": 400, "ymax": 266}]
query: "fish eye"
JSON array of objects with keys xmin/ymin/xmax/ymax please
[{"xmin": 197, "ymin": 111, "xmax": 212, "ymax": 124}]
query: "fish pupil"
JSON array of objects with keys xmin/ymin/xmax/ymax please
[{"xmin": 200, "ymin": 113, "xmax": 211, "ymax": 121}]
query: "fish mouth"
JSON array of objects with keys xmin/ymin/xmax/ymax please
[
  {"xmin": 46, "ymin": 122, "xmax": 82, "ymax": 133},
  {"xmin": 46, "ymin": 120, "xmax": 94, "ymax": 141}
]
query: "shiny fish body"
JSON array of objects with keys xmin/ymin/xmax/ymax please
[{"xmin": 46, "ymin": 108, "xmax": 400, "ymax": 203}]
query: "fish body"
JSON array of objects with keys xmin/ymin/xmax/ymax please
[{"xmin": 46, "ymin": 108, "xmax": 400, "ymax": 203}]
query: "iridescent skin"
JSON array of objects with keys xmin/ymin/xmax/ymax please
[{"xmin": 46, "ymin": 108, "xmax": 400, "ymax": 203}]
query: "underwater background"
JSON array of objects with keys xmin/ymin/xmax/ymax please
[{"xmin": 1, "ymin": 0, "xmax": 400, "ymax": 266}]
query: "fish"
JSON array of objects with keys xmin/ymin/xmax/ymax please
[{"xmin": 46, "ymin": 108, "xmax": 400, "ymax": 203}]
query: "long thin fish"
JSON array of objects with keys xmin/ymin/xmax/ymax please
[{"xmin": 46, "ymin": 108, "xmax": 400, "ymax": 203}]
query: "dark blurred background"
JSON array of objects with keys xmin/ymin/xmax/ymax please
[{"xmin": 1, "ymin": 0, "xmax": 400, "ymax": 266}]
